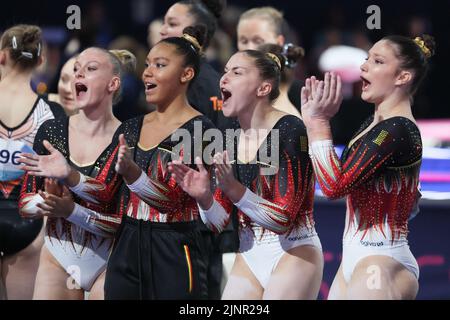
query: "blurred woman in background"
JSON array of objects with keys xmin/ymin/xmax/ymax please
[
  {"xmin": 237, "ymin": 7, "xmax": 304, "ymax": 117},
  {"xmin": 48, "ymin": 56, "xmax": 78, "ymax": 115}
]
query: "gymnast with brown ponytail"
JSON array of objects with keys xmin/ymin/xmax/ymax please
[
  {"xmin": 301, "ymin": 34, "xmax": 435, "ymax": 299},
  {"xmin": 0, "ymin": 24, "xmax": 65, "ymax": 300}
]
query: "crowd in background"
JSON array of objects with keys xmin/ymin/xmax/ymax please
[{"xmin": 0, "ymin": 0, "xmax": 444, "ymax": 147}]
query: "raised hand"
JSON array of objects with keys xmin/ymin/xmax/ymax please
[
  {"xmin": 213, "ymin": 151, "xmax": 246, "ymax": 203},
  {"xmin": 168, "ymin": 156, "xmax": 213, "ymax": 209},
  {"xmin": 115, "ymin": 134, "xmax": 147, "ymax": 184},
  {"xmin": 115, "ymin": 134, "xmax": 131, "ymax": 175},
  {"xmin": 213, "ymin": 151, "xmax": 236, "ymax": 193},
  {"xmin": 19, "ymin": 140, "xmax": 71, "ymax": 179},
  {"xmin": 301, "ymin": 72, "xmax": 343, "ymax": 124}
]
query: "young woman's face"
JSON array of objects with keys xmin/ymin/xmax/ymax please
[
  {"xmin": 219, "ymin": 52, "xmax": 264, "ymax": 117},
  {"xmin": 142, "ymin": 42, "xmax": 191, "ymax": 105},
  {"xmin": 57, "ymin": 57, "xmax": 76, "ymax": 111},
  {"xmin": 237, "ymin": 18, "xmax": 283, "ymax": 51},
  {"xmin": 160, "ymin": 3, "xmax": 194, "ymax": 39},
  {"xmin": 360, "ymin": 40, "xmax": 405, "ymax": 104},
  {"xmin": 72, "ymin": 48, "xmax": 118, "ymax": 110}
]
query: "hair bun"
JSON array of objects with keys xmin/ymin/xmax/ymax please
[
  {"xmin": 109, "ymin": 49, "xmax": 137, "ymax": 74},
  {"xmin": 258, "ymin": 43, "xmax": 305, "ymax": 71},
  {"xmin": 421, "ymin": 34, "xmax": 436, "ymax": 58},
  {"xmin": 1, "ymin": 24, "xmax": 42, "ymax": 69},
  {"xmin": 282, "ymin": 43, "xmax": 305, "ymax": 68},
  {"xmin": 414, "ymin": 35, "xmax": 435, "ymax": 59},
  {"xmin": 182, "ymin": 25, "xmax": 207, "ymax": 51},
  {"xmin": 21, "ymin": 25, "xmax": 41, "ymax": 49}
]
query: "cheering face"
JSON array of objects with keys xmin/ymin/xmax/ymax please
[
  {"xmin": 360, "ymin": 40, "xmax": 406, "ymax": 104},
  {"xmin": 220, "ymin": 52, "xmax": 265, "ymax": 118},
  {"xmin": 237, "ymin": 18, "xmax": 283, "ymax": 51},
  {"xmin": 57, "ymin": 57, "xmax": 76, "ymax": 112},
  {"xmin": 142, "ymin": 42, "xmax": 192, "ymax": 105},
  {"xmin": 72, "ymin": 48, "xmax": 118, "ymax": 110},
  {"xmin": 160, "ymin": 3, "xmax": 194, "ymax": 39}
]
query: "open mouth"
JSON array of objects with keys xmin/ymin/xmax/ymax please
[
  {"xmin": 145, "ymin": 82, "xmax": 157, "ymax": 92},
  {"xmin": 221, "ymin": 88, "xmax": 232, "ymax": 103},
  {"xmin": 361, "ymin": 76, "xmax": 371, "ymax": 91},
  {"xmin": 75, "ymin": 82, "xmax": 88, "ymax": 98}
]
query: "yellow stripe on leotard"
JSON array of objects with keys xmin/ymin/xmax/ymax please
[{"xmin": 184, "ymin": 245, "xmax": 193, "ymax": 293}]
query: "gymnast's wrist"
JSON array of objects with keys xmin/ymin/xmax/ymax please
[
  {"xmin": 306, "ymin": 120, "xmax": 332, "ymax": 143},
  {"xmin": 123, "ymin": 162, "xmax": 142, "ymax": 185},
  {"xmin": 197, "ymin": 192, "xmax": 214, "ymax": 211},
  {"xmin": 62, "ymin": 201, "xmax": 75, "ymax": 219},
  {"xmin": 63, "ymin": 167, "xmax": 81, "ymax": 187},
  {"xmin": 224, "ymin": 179, "xmax": 246, "ymax": 204}
]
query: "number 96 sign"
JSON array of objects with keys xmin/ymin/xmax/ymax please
[{"xmin": 0, "ymin": 139, "xmax": 34, "ymax": 182}]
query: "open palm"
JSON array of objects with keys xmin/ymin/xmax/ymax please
[
  {"xmin": 168, "ymin": 157, "xmax": 211, "ymax": 201},
  {"xmin": 301, "ymin": 72, "xmax": 343, "ymax": 125},
  {"xmin": 115, "ymin": 134, "xmax": 134, "ymax": 176},
  {"xmin": 19, "ymin": 140, "xmax": 71, "ymax": 179}
]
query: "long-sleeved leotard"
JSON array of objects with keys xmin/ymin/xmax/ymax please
[
  {"xmin": 62, "ymin": 115, "xmax": 216, "ymax": 224},
  {"xmin": 309, "ymin": 116, "xmax": 422, "ymax": 244},
  {"xmin": 200, "ymin": 115, "xmax": 316, "ymax": 236},
  {"xmin": 19, "ymin": 116, "xmax": 129, "ymax": 290},
  {"xmin": 119, "ymin": 115, "xmax": 216, "ymax": 222},
  {"xmin": 19, "ymin": 116, "xmax": 123, "ymax": 242}
]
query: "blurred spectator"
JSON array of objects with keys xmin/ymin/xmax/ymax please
[
  {"xmin": 237, "ymin": 6, "xmax": 305, "ymax": 116},
  {"xmin": 147, "ymin": 18, "xmax": 163, "ymax": 49},
  {"xmin": 218, "ymin": 4, "xmax": 244, "ymax": 49},
  {"xmin": 48, "ymin": 56, "xmax": 78, "ymax": 115},
  {"xmin": 237, "ymin": 7, "xmax": 285, "ymax": 50},
  {"xmin": 408, "ymin": 16, "xmax": 431, "ymax": 38},
  {"xmin": 350, "ymin": 29, "xmax": 372, "ymax": 52},
  {"xmin": 63, "ymin": 0, "xmax": 113, "ymax": 58},
  {"xmin": 32, "ymin": 43, "xmax": 61, "ymax": 94},
  {"xmin": 205, "ymin": 28, "xmax": 233, "ymax": 72}
]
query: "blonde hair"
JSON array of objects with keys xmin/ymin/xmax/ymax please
[
  {"xmin": 107, "ymin": 49, "xmax": 137, "ymax": 104},
  {"xmin": 239, "ymin": 7, "xmax": 284, "ymax": 35}
]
